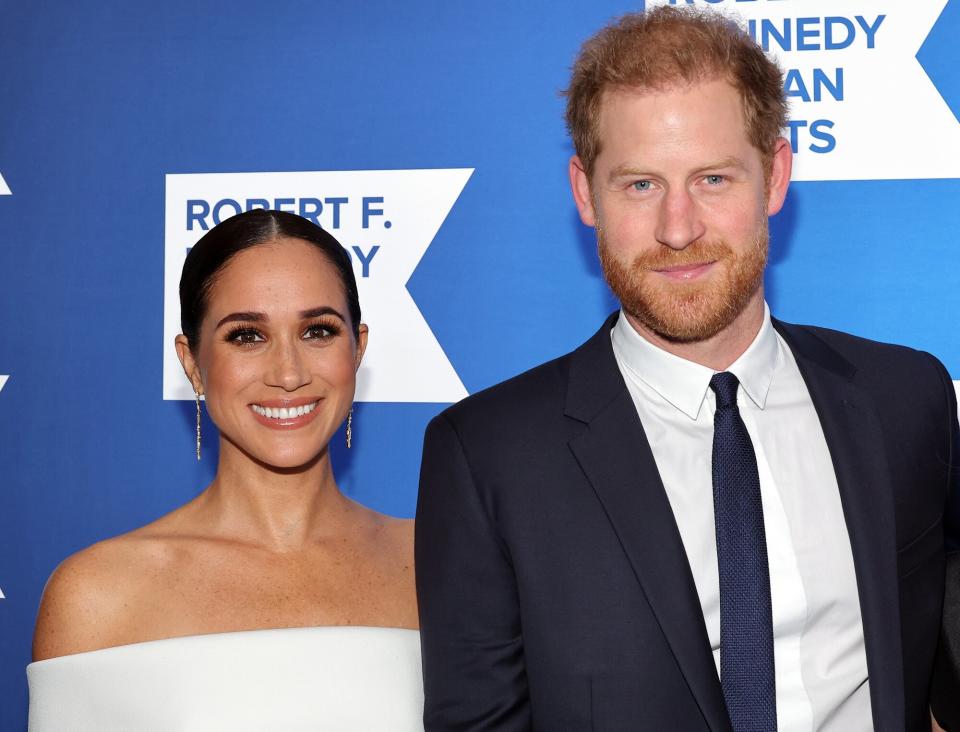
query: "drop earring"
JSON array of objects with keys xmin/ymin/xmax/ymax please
[
  {"xmin": 195, "ymin": 391, "xmax": 202, "ymax": 461},
  {"xmin": 346, "ymin": 407, "xmax": 353, "ymax": 449}
]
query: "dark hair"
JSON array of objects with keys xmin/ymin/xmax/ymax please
[{"xmin": 179, "ymin": 209, "xmax": 361, "ymax": 350}]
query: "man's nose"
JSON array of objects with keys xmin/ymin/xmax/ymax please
[{"xmin": 654, "ymin": 188, "xmax": 706, "ymax": 250}]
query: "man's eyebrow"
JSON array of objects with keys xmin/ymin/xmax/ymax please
[
  {"xmin": 215, "ymin": 311, "xmax": 265, "ymax": 329},
  {"xmin": 607, "ymin": 157, "xmax": 748, "ymax": 182},
  {"xmin": 608, "ymin": 165, "xmax": 653, "ymax": 181},
  {"xmin": 698, "ymin": 156, "xmax": 748, "ymax": 172}
]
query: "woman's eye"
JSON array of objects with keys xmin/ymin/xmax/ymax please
[
  {"xmin": 304, "ymin": 324, "xmax": 336, "ymax": 340},
  {"xmin": 632, "ymin": 180, "xmax": 652, "ymax": 192},
  {"xmin": 227, "ymin": 328, "xmax": 264, "ymax": 344}
]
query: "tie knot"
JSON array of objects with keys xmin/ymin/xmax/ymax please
[{"xmin": 709, "ymin": 371, "xmax": 740, "ymax": 409}]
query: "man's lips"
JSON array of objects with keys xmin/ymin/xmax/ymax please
[{"xmin": 651, "ymin": 261, "xmax": 717, "ymax": 280}]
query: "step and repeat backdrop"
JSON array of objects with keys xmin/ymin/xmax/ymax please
[{"xmin": 1, "ymin": 0, "xmax": 958, "ymax": 725}]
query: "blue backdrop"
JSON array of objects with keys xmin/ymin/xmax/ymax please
[{"xmin": 2, "ymin": 1, "xmax": 959, "ymax": 727}]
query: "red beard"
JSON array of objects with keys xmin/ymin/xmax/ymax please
[{"xmin": 598, "ymin": 224, "xmax": 768, "ymax": 343}]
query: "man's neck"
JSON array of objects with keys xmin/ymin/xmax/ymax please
[{"xmin": 623, "ymin": 292, "xmax": 766, "ymax": 372}]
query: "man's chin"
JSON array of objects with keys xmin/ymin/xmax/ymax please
[
  {"xmin": 602, "ymin": 239, "xmax": 767, "ymax": 345},
  {"xmin": 629, "ymin": 312, "xmax": 729, "ymax": 344},
  {"xmin": 623, "ymin": 288, "xmax": 750, "ymax": 344}
]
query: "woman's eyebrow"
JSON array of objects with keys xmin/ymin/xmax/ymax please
[
  {"xmin": 214, "ymin": 307, "xmax": 346, "ymax": 330},
  {"xmin": 299, "ymin": 306, "xmax": 346, "ymax": 321},
  {"xmin": 215, "ymin": 311, "xmax": 265, "ymax": 329}
]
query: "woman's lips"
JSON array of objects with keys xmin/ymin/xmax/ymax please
[
  {"xmin": 248, "ymin": 399, "xmax": 322, "ymax": 430},
  {"xmin": 653, "ymin": 261, "xmax": 716, "ymax": 281}
]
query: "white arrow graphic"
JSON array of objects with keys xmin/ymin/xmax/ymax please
[
  {"xmin": 164, "ymin": 169, "xmax": 473, "ymax": 403},
  {"xmin": 0, "ymin": 172, "xmax": 10, "ymax": 196},
  {"xmin": 646, "ymin": 0, "xmax": 959, "ymax": 181}
]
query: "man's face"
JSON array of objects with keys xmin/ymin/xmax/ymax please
[{"xmin": 570, "ymin": 77, "xmax": 791, "ymax": 343}]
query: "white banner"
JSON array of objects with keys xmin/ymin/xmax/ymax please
[
  {"xmin": 646, "ymin": 0, "xmax": 959, "ymax": 181},
  {"xmin": 0, "ymin": 172, "xmax": 10, "ymax": 195},
  {"xmin": 164, "ymin": 169, "xmax": 473, "ymax": 403}
]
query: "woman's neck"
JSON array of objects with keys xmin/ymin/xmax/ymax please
[{"xmin": 192, "ymin": 439, "xmax": 356, "ymax": 552}]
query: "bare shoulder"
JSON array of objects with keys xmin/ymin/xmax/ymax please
[
  {"xmin": 384, "ymin": 516, "xmax": 415, "ymax": 570},
  {"xmin": 382, "ymin": 515, "xmax": 415, "ymax": 548},
  {"xmin": 345, "ymin": 503, "xmax": 415, "ymax": 584},
  {"xmin": 32, "ymin": 528, "xmax": 182, "ymax": 662},
  {"xmin": 354, "ymin": 510, "xmax": 417, "ymax": 627},
  {"xmin": 354, "ymin": 504, "xmax": 414, "ymax": 559}
]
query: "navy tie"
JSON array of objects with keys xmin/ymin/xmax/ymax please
[{"xmin": 709, "ymin": 372, "xmax": 777, "ymax": 731}]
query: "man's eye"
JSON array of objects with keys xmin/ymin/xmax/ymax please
[
  {"xmin": 632, "ymin": 180, "xmax": 652, "ymax": 191},
  {"xmin": 705, "ymin": 175, "xmax": 725, "ymax": 185}
]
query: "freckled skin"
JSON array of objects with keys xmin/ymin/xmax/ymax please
[{"xmin": 33, "ymin": 239, "xmax": 416, "ymax": 661}]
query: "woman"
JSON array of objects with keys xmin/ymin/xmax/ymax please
[{"xmin": 27, "ymin": 210, "xmax": 422, "ymax": 730}]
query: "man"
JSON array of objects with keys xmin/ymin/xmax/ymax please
[{"xmin": 416, "ymin": 7, "xmax": 958, "ymax": 731}]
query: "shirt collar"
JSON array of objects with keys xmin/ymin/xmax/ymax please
[{"xmin": 611, "ymin": 303, "xmax": 780, "ymax": 420}]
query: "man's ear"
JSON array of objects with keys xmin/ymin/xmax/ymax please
[
  {"xmin": 175, "ymin": 335, "xmax": 203, "ymax": 394},
  {"xmin": 569, "ymin": 155, "xmax": 598, "ymax": 227},
  {"xmin": 354, "ymin": 324, "xmax": 369, "ymax": 371},
  {"xmin": 766, "ymin": 137, "xmax": 793, "ymax": 216}
]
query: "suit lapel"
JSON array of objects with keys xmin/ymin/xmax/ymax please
[
  {"xmin": 774, "ymin": 321, "xmax": 904, "ymax": 731},
  {"xmin": 565, "ymin": 315, "xmax": 732, "ymax": 732}
]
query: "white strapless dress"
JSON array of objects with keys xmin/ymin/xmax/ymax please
[{"xmin": 26, "ymin": 626, "xmax": 424, "ymax": 731}]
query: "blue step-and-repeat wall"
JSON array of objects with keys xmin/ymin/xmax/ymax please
[{"xmin": 1, "ymin": 0, "xmax": 958, "ymax": 726}]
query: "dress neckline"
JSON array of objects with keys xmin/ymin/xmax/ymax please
[{"xmin": 28, "ymin": 624, "xmax": 420, "ymax": 669}]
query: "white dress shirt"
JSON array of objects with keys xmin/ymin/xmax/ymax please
[{"xmin": 611, "ymin": 305, "xmax": 872, "ymax": 731}]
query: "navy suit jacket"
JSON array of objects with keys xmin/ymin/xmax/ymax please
[{"xmin": 416, "ymin": 314, "xmax": 959, "ymax": 731}]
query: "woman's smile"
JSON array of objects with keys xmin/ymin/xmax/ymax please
[{"xmin": 249, "ymin": 398, "xmax": 323, "ymax": 429}]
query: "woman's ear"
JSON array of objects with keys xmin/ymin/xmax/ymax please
[
  {"xmin": 355, "ymin": 324, "xmax": 369, "ymax": 371},
  {"xmin": 175, "ymin": 335, "xmax": 203, "ymax": 394}
]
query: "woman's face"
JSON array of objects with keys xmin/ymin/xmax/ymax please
[{"xmin": 178, "ymin": 237, "xmax": 366, "ymax": 469}]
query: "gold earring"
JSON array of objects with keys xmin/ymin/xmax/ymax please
[
  {"xmin": 195, "ymin": 391, "xmax": 202, "ymax": 461},
  {"xmin": 346, "ymin": 407, "xmax": 353, "ymax": 449}
]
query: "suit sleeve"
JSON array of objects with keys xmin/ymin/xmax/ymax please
[
  {"xmin": 929, "ymin": 352, "xmax": 960, "ymax": 729},
  {"xmin": 943, "ymin": 366, "xmax": 960, "ymax": 553},
  {"xmin": 416, "ymin": 412, "xmax": 531, "ymax": 731}
]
